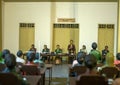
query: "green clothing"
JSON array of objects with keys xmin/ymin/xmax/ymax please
[
  {"xmin": 0, "ymin": 52, "xmax": 4, "ymax": 64},
  {"xmin": 55, "ymin": 49, "xmax": 62, "ymax": 54},
  {"xmin": 89, "ymin": 49, "xmax": 101, "ymax": 62},
  {"xmin": 42, "ymin": 48, "xmax": 50, "ymax": 53}
]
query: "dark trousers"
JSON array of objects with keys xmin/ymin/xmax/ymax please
[{"xmin": 68, "ymin": 56, "xmax": 74, "ymax": 64}]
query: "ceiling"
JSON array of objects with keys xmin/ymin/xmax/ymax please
[{"xmin": 3, "ymin": 0, "xmax": 117, "ymax": 2}]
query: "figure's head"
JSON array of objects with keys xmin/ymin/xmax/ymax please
[
  {"xmin": 44, "ymin": 45, "xmax": 47, "ymax": 49},
  {"xmin": 31, "ymin": 44, "xmax": 35, "ymax": 48},
  {"xmin": 116, "ymin": 53, "xmax": 120, "ymax": 60},
  {"xmin": 105, "ymin": 45, "xmax": 108, "ymax": 50},
  {"xmin": 82, "ymin": 45, "xmax": 86, "ymax": 49},
  {"xmin": 17, "ymin": 50, "xmax": 23, "ymax": 57},
  {"xmin": 77, "ymin": 52, "xmax": 86, "ymax": 64},
  {"xmin": 84, "ymin": 54, "xmax": 97, "ymax": 70},
  {"xmin": 92, "ymin": 42, "xmax": 97, "ymax": 49},
  {"xmin": 4, "ymin": 53, "xmax": 16, "ymax": 69},
  {"xmin": 2, "ymin": 49, "xmax": 10, "ymax": 58},
  {"xmin": 70, "ymin": 40, "xmax": 73, "ymax": 44},
  {"xmin": 56, "ymin": 45, "xmax": 60, "ymax": 49},
  {"xmin": 27, "ymin": 51, "xmax": 35, "ymax": 62}
]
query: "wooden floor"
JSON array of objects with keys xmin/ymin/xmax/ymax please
[{"xmin": 45, "ymin": 63, "xmax": 69, "ymax": 85}]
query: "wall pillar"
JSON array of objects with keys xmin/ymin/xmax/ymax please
[
  {"xmin": 118, "ymin": 0, "xmax": 120, "ymax": 52},
  {"xmin": 0, "ymin": 0, "xmax": 2, "ymax": 51}
]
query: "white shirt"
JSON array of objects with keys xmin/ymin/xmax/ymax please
[
  {"xmin": 16, "ymin": 57, "xmax": 25, "ymax": 64},
  {"xmin": 72, "ymin": 60, "xmax": 79, "ymax": 67}
]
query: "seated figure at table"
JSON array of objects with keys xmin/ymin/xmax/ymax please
[
  {"xmin": 29, "ymin": 44, "xmax": 36, "ymax": 53},
  {"xmin": 42, "ymin": 45, "xmax": 50, "ymax": 62},
  {"xmin": 55, "ymin": 45, "xmax": 62, "ymax": 64},
  {"xmin": 80, "ymin": 45, "xmax": 87, "ymax": 54},
  {"xmin": 2, "ymin": 53, "xmax": 29, "ymax": 85}
]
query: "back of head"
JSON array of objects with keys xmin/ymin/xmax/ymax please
[
  {"xmin": 4, "ymin": 53, "xmax": 16, "ymax": 69},
  {"xmin": 2, "ymin": 49, "xmax": 10, "ymax": 58},
  {"xmin": 92, "ymin": 42, "xmax": 97, "ymax": 50},
  {"xmin": 116, "ymin": 53, "xmax": 120, "ymax": 60},
  {"xmin": 17, "ymin": 50, "xmax": 23, "ymax": 57},
  {"xmin": 77, "ymin": 52, "xmax": 86, "ymax": 64},
  {"xmin": 27, "ymin": 51, "xmax": 35, "ymax": 62},
  {"xmin": 84, "ymin": 54, "xmax": 97, "ymax": 70}
]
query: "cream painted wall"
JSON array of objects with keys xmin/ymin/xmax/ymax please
[
  {"xmin": 55, "ymin": 2, "xmax": 117, "ymax": 54},
  {"xmin": 118, "ymin": 0, "xmax": 120, "ymax": 52},
  {"xmin": 77, "ymin": 2, "xmax": 117, "ymax": 54},
  {"xmin": 3, "ymin": 2, "xmax": 117, "ymax": 55},
  {"xmin": 3, "ymin": 2, "xmax": 51, "ymax": 54}
]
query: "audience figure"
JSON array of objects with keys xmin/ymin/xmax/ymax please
[
  {"xmin": 114, "ymin": 53, "xmax": 120, "ymax": 68},
  {"xmin": 102, "ymin": 45, "xmax": 109, "ymax": 64},
  {"xmin": 77, "ymin": 54, "xmax": 98, "ymax": 80},
  {"xmin": 2, "ymin": 49, "xmax": 10, "ymax": 58},
  {"xmin": 29, "ymin": 44, "xmax": 36, "ymax": 53},
  {"xmin": 2, "ymin": 53, "xmax": 29, "ymax": 85},
  {"xmin": 80, "ymin": 45, "xmax": 87, "ymax": 54},
  {"xmin": 72, "ymin": 52, "xmax": 86, "ymax": 68},
  {"xmin": 67, "ymin": 40, "xmax": 76, "ymax": 54},
  {"xmin": 26, "ymin": 51, "xmax": 35, "ymax": 65},
  {"xmin": 89, "ymin": 42, "xmax": 101, "ymax": 63},
  {"xmin": 0, "ymin": 52, "xmax": 4, "ymax": 64},
  {"xmin": 42, "ymin": 45, "xmax": 50, "ymax": 62},
  {"xmin": 105, "ymin": 52, "xmax": 114, "ymax": 66},
  {"xmin": 34, "ymin": 52, "xmax": 45, "ymax": 68},
  {"xmin": 16, "ymin": 50, "xmax": 25, "ymax": 64}
]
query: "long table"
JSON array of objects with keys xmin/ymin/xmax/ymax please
[
  {"xmin": 40, "ymin": 53, "xmax": 76, "ymax": 64},
  {"xmin": 23, "ymin": 75, "xmax": 41, "ymax": 85}
]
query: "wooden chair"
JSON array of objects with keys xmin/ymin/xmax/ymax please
[
  {"xmin": 0, "ymin": 63, "xmax": 6, "ymax": 72},
  {"xmin": 76, "ymin": 75, "xmax": 108, "ymax": 85},
  {"xmin": 69, "ymin": 66, "xmax": 87, "ymax": 77},
  {"xmin": 0, "ymin": 73, "xmax": 22, "ymax": 85},
  {"xmin": 21, "ymin": 65, "xmax": 40, "ymax": 75},
  {"xmin": 115, "ymin": 64, "xmax": 120, "ymax": 70},
  {"xmin": 16, "ymin": 62, "xmax": 23, "ymax": 68},
  {"xmin": 100, "ymin": 67, "xmax": 119, "ymax": 79}
]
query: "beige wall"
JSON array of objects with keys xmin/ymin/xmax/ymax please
[
  {"xmin": 118, "ymin": 0, "xmax": 120, "ymax": 52},
  {"xmin": 3, "ymin": 2, "xmax": 117, "ymax": 54},
  {"xmin": 0, "ymin": 0, "xmax": 2, "ymax": 51},
  {"xmin": 3, "ymin": 2, "xmax": 51, "ymax": 54}
]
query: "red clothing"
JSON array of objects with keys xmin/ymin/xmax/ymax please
[
  {"xmin": 25, "ymin": 61, "xmax": 35, "ymax": 65},
  {"xmin": 114, "ymin": 60, "xmax": 120, "ymax": 65}
]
